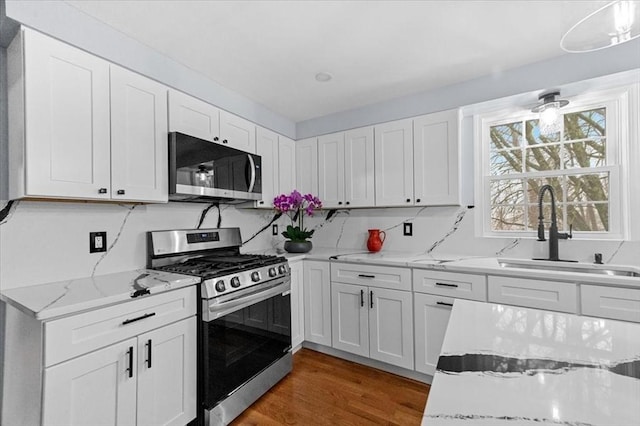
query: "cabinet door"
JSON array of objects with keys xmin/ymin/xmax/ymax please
[
  {"xmin": 219, "ymin": 110, "xmax": 256, "ymax": 153},
  {"xmin": 137, "ymin": 317, "xmax": 197, "ymax": 426},
  {"xmin": 110, "ymin": 65, "xmax": 168, "ymax": 203},
  {"xmin": 278, "ymin": 135, "xmax": 297, "ymax": 194},
  {"xmin": 167, "ymin": 89, "xmax": 220, "ymax": 142},
  {"xmin": 414, "ymin": 293, "xmax": 453, "ymax": 375},
  {"xmin": 296, "ymin": 137, "xmax": 319, "ymax": 196},
  {"xmin": 344, "ymin": 126, "xmax": 375, "ymax": 207},
  {"xmin": 256, "ymin": 126, "xmax": 280, "ymax": 207},
  {"xmin": 413, "ymin": 109, "xmax": 459, "ymax": 206},
  {"xmin": 303, "ymin": 261, "xmax": 332, "ymax": 346},
  {"xmin": 369, "ymin": 288, "xmax": 414, "ymax": 369},
  {"xmin": 374, "ymin": 119, "xmax": 414, "ymax": 206},
  {"xmin": 331, "ymin": 282, "xmax": 369, "ymax": 357},
  {"xmin": 318, "ymin": 132, "xmax": 345, "ymax": 208},
  {"xmin": 43, "ymin": 338, "xmax": 137, "ymax": 426},
  {"xmin": 290, "ymin": 261, "xmax": 305, "ymax": 349},
  {"xmin": 22, "ymin": 28, "xmax": 111, "ymax": 200}
]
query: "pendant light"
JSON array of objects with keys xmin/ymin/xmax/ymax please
[
  {"xmin": 561, "ymin": 1, "xmax": 639, "ymax": 52},
  {"xmin": 531, "ymin": 91, "xmax": 569, "ymax": 136}
]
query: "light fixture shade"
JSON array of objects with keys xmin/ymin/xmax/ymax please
[
  {"xmin": 531, "ymin": 91, "xmax": 569, "ymax": 137},
  {"xmin": 561, "ymin": 1, "xmax": 640, "ymax": 53}
]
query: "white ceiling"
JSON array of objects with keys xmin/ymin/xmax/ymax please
[{"xmin": 64, "ymin": 0, "xmax": 612, "ymax": 123}]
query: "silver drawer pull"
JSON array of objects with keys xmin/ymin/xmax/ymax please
[
  {"xmin": 435, "ymin": 282, "xmax": 458, "ymax": 288},
  {"xmin": 436, "ymin": 301, "xmax": 454, "ymax": 307},
  {"xmin": 358, "ymin": 274, "xmax": 376, "ymax": 278}
]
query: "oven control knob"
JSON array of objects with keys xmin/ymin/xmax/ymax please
[
  {"xmin": 230, "ymin": 277, "xmax": 241, "ymax": 288},
  {"xmin": 268, "ymin": 268, "xmax": 277, "ymax": 278},
  {"xmin": 251, "ymin": 271, "xmax": 261, "ymax": 282},
  {"xmin": 278, "ymin": 265, "xmax": 287, "ymax": 274},
  {"xmin": 215, "ymin": 280, "xmax": 226, "ymax": 292}
]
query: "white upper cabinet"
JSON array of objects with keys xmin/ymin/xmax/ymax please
[
  {"xmin": 344, "ymin": 126, "xmax": 375, "ymax": 207},
  {"xmin": 110, "ymin": 65, "xmax": 168, "ymax": 203},
  {"xmin": 278, "ymin": 135, "xmax": 297, "ymax": 194},
  {"xmin": 9, "ymin": 28, "xmax": 112, "ymax": 200},
  {"xmin": 374, "ymin": 119, "xmax": 414, "ymax": 206},
  {"xmin": 413, "ymin": 109, "xmax": 460, "ymax": 206},
  {"xmin": 296, "ymin": 137, "xmax": 319, "ymax": 196},
  {"xmin": 8, "ymin": 28, "xmax": 168, "ymax": 203},
  {"xmin": 168, "ymin": 89, "xmax": 220, "ymax": 142},
  {"xmin": 168, "ymin": 90, "xmax": 256, "ymax": 153},
  {"xmin": 256, "ymin": 126, "xmax": 280, "ymax": 207},
  {"xmin": 318, "ymin": 132, "xmax": 346, "ymax": 208},
  {"xmin": 219, "ymin": 110, "xmax": 256, "ymax": 153}
]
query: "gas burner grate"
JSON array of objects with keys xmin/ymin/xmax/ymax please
[{"xmin": 155, "ymin": 254, "xmax": 285, "ymax": 278}]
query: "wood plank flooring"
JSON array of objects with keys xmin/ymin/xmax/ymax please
[{"xmin": 231, "ymin": 348, "xmax": 430, "ymax": 425}]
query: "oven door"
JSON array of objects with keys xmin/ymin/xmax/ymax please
[{"xmin": 202, "ymin": 277, "xmax": 291, "ymax": 409}]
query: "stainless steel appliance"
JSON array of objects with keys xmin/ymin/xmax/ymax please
[
  {"xmin": 169, "ymin": 132, "xmax": 262, "ymax": 203},
  {"xmin": 147, "ymin": 228, "xmax": 291, "ymax": 426}
]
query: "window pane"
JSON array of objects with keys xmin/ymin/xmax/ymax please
[
  {"xmin": 527, "ymin": 204, "xmax": 564, "ymax": 231},
  {"xmin": 564, "ymin": 108, "xmax": 606, "ymax": 140},
  {"xmin": 526, "ymin": 120, "xmax": 561, "ymax": 145},
  {"xmin": 526, "ymin": 177, "xmax": 563, "ymax": 204},
  {"xmin": 491, "ymin": 179, "xmax": 524, "ymax": 204},
  {"xmin": 491, "ymin": 205, "xmax": 525, "ymax": 231},
  {"xmin": 490, "ymin": 149, "xmax": 523, "ymax": 175},
  {"xmin": 564, "ymin": 140, "xmax": 606, "ymax": 169},
  {"xmin": 566, "ymin": 173, "xmax": 609, "ymax": 203},
  {"xmin": 567, "ymin": 203, "xmax": 609, "ymax": 232},
  {"xmin": 525, "ymin": 144, "xmax": 562, "ymax": 172},
  {"xmin": 490, "ymin": 122, "xmax": 522, "ymax": 150}
]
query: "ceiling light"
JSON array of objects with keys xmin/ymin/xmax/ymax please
[
  {"xmin": 561, "ymin": 1, "xmax": 640, "ymax": 52},
  {"xmin": 531, "ymin": 91, "xmax": 569, "ymax": 136},
  {"xmin": 315, "ymin": 72, "xmax": 333, "ymax": 82}
]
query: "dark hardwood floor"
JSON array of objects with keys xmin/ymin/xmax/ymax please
[{"xmin": 231, "ymin": 348, "xmax": 430, "ymax": 425}]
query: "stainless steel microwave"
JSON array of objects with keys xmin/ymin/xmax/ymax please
[{"xmin": 168, "ymin": 132, "xmax": 262, "ymax": 203}]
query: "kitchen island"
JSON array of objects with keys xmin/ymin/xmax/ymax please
[{"xmin": 422, "ymin": 299, "xmax": 640, "ymax": 426}]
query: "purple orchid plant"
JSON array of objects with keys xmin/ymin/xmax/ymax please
[{"xmin": 273, "ymin": 190, "xmax": 322, "ymax": 242}]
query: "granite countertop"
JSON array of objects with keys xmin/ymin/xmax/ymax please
[
  {"xmin": 422, "ymin": 299, "xmax": 640, "ymax": 426},
  {"xmin": 0, "ymin": 269, "xmax": 201, "ymax": 320},
  {"xmin": 247, "ymin": 247, "xmax": 640, "ymax": 288}
]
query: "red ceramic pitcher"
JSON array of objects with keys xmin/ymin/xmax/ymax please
[{"xmin": 367, "ymin": 229, "xmax": 386, "ymax": 252}]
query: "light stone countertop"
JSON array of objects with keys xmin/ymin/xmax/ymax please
[
  {"xmin": 0, "ymin": 269, "xmax": 201, "ymax": 320},
  {"xmin": 422, "ymin": 299, "xmax": 640, "ymax": 425},
  {"xmin": 247, "ymin": 247, "xmax": 640, "ymax": 288}
]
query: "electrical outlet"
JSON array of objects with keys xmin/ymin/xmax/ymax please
[
  {"xmin": 272, "ymin": 224, "xmax": 279, "ymax": 236},
  {"xmin": 403, "ymin": 222, "xmax": 413, "ymax": 236},
  {"xmin": 90, "ymin": 232, "xmax": 107, "ymax": 253}
]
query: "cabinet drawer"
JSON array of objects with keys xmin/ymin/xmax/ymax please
[
  {"xmin": 413, "ymin": 269, "xmax": 486, "ymax": 301},
  {"xmin": 488, "ymin": 276, "xmax": 577, "ymax": 313},
  {"xmin": 45, "ymin": 286, "xmax": 197, "ymax": 366},
  {"xmin": 581, "ymin": 285, "xmax": 640, "ymax": 323},
  {"xmin": 331, "ymin": 262, "xmax": 411, "ymax": 291}
]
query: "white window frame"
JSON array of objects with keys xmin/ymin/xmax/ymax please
[{"xmin": 474, "ymin": 85, "xmax": 635, "ymax": 241}]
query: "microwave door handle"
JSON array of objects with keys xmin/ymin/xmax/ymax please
[{"xmin": 247, "ymin": 154, "xmax": 256, "ymax": 193}]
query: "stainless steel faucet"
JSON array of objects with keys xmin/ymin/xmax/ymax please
[{"xmin": 536, "ymin": 185, "xmax": 573, "ymax": 261}]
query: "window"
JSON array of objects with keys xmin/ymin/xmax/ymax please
[{"xmin": 475, "ymin": 86, "xmax": 633, "ymax": 239}]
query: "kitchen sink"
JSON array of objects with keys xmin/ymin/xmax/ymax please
[{"xmin": 497, "ymin": 258, "xmax": 640, "ymax": 278}]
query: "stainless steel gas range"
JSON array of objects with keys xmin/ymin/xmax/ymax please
[{"xmin": 147, "ymin": 228, "xmax": 292, "ymax": 426}]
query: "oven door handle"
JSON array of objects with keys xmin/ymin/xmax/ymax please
[{"xmin": 204, "ymin": 278, "xmax": 290, "ymax": 321}]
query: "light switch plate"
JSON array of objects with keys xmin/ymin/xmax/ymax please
[
  {"xmin": 272, "ymin": 224, "xmax": 279, "ymax": 236},
  {"xmin": 403, "ymin": 223, "xmax": 413, "ymax": 236},
  {"xmin": 90, "ymin": 232, "xmax": 107, "ymax": 253}
]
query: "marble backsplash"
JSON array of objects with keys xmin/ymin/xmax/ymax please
[{"xmin": 1, "ymin": 200, "xmax": 639, "ymax": 290}]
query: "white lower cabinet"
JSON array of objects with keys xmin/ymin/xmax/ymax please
[
  {"xmin": 413, "ymin": 293, "xmax": 454, "ymax": 376},
  {"xmin": 303, "ymin": 260, "xmax": 332, "ymax": 346},
  {"xmin": 43, "ymin": 317, "xmax": 196, "ymax": 426},
  {"xmin": 488, "ymin": 275, "xmax": 578, "ymax": 313},
  {"xmin": 290, "ymin": 260, "xmax": 305, "ymax": 349},
  {"xmin": 331, "ymin": 283, "xmax": 414, "ymax": 370},
  {"xmin": 581, "ymin": 284, "xmax": 640, "ymax": 323},
  {"xmin": 3, "ymin": 286, "xmax": 197, "ymax": 426}
]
